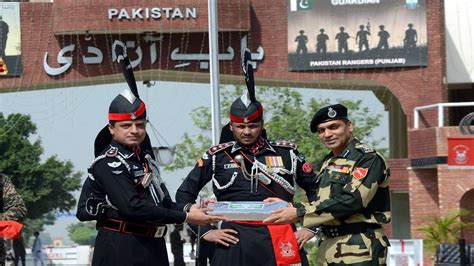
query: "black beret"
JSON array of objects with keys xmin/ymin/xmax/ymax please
[{"xmin": 310, "ymin": 104, "xmax": 348, "ymax": 133}]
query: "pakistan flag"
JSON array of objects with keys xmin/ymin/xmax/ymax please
[{"xmin": 290, "ymin": 0, "xmax": 314, "ymax": 11}]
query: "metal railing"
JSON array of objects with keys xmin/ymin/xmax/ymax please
[{"xmin": 413, "ymin": 102, "xmax": 474, "ymax": 129}]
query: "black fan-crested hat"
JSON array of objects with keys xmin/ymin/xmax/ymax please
[
  {"xmin": 93, "ymin": 40, "xmax": 150, "ymax": 156},
  {"xmin": 229, "ymin": 49, "xmax": 263, "ymax": 123},
  {"xmin": 107, "ymin": 41, "xmax": 146, "ymax": 121}
]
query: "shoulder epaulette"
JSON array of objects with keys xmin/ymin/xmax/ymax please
[
  {"xmin": 355, "ymin": 143, "xmax": 375, "ymax": 154},
  {"xmin": 270, "ymin": 140, "xmax": 297, "ymax": 149},
  {"xmin": 106, "ymin": 146, "xmax": 118, "ymax": 157},
  {"xmin": 208, "ymin": 141, "xmax": 235, "ymax": 155},
  {"xmin": 89, "ymin": 146, "xmax": 119, "ymax": 171}
]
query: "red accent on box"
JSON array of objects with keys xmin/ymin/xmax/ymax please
[{"xmin": 448, "ymin": 138, "xmax": 474, "ymax": 166}]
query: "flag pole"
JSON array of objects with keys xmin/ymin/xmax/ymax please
[{"xmin": 208, "ymin": 0, "xmax": 221, "ymax": 145}]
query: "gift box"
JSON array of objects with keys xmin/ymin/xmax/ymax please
[{"xmin": 208, "ymin": 201, "xmax": 288, "ymax": 221}]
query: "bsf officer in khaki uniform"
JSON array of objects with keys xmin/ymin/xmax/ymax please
[{"xmin": 265, "ymin": 104, "xmax": 391, "ymax": 265}]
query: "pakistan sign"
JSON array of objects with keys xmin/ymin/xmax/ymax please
[{"xmin": 288, "ymin": 0, "xmax": 427, "ymax": 70}]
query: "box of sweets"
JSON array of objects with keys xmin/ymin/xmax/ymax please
[{"xmin": 207, "ymin": 201, "xmax": 288, "ymax": 221}]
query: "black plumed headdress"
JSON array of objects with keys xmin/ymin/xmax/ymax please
[{"xmin": 229, "ymin": 49, "xmax": 263, "ymax": 123}]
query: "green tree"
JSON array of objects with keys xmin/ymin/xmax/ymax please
[
  {"xmin": 0, "ymin": 113, "xmax": 82, "ymax": 237},
  {"xmin": 166, "ymin": 86, "xmax": 386, "ymax": 172},
  {"xmin": 68, "ymin": 221, "xmax": 97, "ymax": 245},
  {"xmin": 417, "ymin": 209, "xmax": 474, "ymax": 254}
]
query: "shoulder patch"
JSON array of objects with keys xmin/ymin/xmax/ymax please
[
  {"xmin": 208, "ymin": 141, "xmax": 235, "ymax": 155},
  {"xmin": 271, "ymin": 140, "xmax": 297, "ymax": 149},
  {"xmin": 297, "ymin": 152, "xmax": 306, "ymax": 162},
  {"xmin": 355, "ymin": 143, "xmax": 374, "ymax": 154},
  {"xmin": 301, "ymin": 162, "xmax": 313, "ymax": 174},
  {"xmin": 197, "ymin": 159, "xmax": 204, "ymax": 167},
  {"xmin": 352, "ymin": 167, "xmax": 368, "ymax": 179},
  {"xmin": 106, "ymin": 146, "xmax": 118, "ymax": 157}
]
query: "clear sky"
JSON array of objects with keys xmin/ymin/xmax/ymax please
[{"xmin": 0, "ymin": 81, "xmax": 388, "ymax": 244}]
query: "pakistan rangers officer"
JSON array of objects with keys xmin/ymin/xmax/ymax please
[
  {"xmin": 264, "ymin": 104, "xmax": 391, "ymax": 265},
  {"xmin": 176, "ymin": 50, "xmax": 318, "ymax": 266},
  {"xmin": 76, "ymin": 41, "xmax": 223, "ymax": 266}
]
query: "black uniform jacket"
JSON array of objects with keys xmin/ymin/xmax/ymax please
[
  {"xmin": 77, "ymin": 139, "xmax": 187, "ymax": 225},
  {"xmin": 77, "ymin": 140, "xmax": 193, "ymax": 266},
  {"xmin": 176, "ymin": 139, "xmax": 318, "ymax": 266}
]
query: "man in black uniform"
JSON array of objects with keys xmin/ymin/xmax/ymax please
[
  {"xmin": 176, "ymin": 50, "xmax": 318, "ymax": 266},
  {"xmin": 76, "ymin": 41, "xmax": 222, "ymax": 266},
  {"xmin": 170, "ymin": 224, "xmax": 186, "ymax": 266}
]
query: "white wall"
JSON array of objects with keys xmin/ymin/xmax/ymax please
[{"xmin": 445, "ymin": 0, "xmax": 474, "ymax": 84}]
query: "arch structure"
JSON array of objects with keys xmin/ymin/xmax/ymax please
[{"xmin": 1, "ymin": 0, "xmax": 466, "ymax": 241}]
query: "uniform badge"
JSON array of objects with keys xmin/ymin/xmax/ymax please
[
  {"xmin": 297, "ymin": 153, "xmax": 305, "ymax": 162},
  {"xmin": 112, "ymin": 170, "xmax": 123, "ymax": 175},
  {"xmin": 327, "ymin": 107, "xmax": 337, "ymax": 118},
  {"xmin": 352, "ymin": 167, "xmax": 368, "ymax": 179},
  {"xmin": 279, "ymin": 241, "xmax": 296, "ymax": 258},
  {"xmin": 106, "ymin": 147, "xmax": 118, "ymax": 157},
  {"xmin": 301, "ymin": 162, "xmax": 313, "ymax": 174},
  {"xmin": 202, "ymin": 152, "xmax": 209, "ymax": 160},
  {"xmin": 107, "ymin": 161, "xmax": 122, "ymax": 168},
  {"xmin": 224, "ymin": 163, "xmax": 238, "ymax": 169},
  {"xmin": 265, "ymin": 156, "xmax": 285, "ymax": 173},
  {"xmin": 355, "ymin": 143, "xmax": 374, "ymax": 153},
  {"xmin": 133, "ymin": 170, "xmax": 145, "ymax": 177},
  {"xmin": 141, "ymin": 173, "xmax": 152, "ymax": 188}
]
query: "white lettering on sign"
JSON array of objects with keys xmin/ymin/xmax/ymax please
[
  {"xmin": 43, "ymin": 35, "xmax": 265, "ymax": 76},
  {"xmin": 331, "ymin": 0, "xmax": 380, "ymax": 5},
  {"xmin": 108, "ymin": 7, "xmax": 197, "ymax": 20},
  {"xmin": 43, "ymin": 35, "xmax": 159, "ymax": 76}
]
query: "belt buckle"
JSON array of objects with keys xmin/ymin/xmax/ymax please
[
  {"xmin": 154, "ymin": 226, "xmax": 166, "ymax": 238},
  {"xmin": 104, "ymin": 219, "xmax": 124, "ymax": 232}
]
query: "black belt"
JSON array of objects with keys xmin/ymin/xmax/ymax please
[
  {"xmin": 321, "ymin": 223, "xmax": 381, "ymax": 238},
  {"xmin": 100, "ymin": 219, "xmax": 167, "ymax": 238}
]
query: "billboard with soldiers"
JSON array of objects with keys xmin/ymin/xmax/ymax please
[
  {"xmin": 288, "ymin": 0, "xmax": 427, "ymax": 70},
  {"xmin": 0, "ymin": 2, "xmax": 23, "ymax": 76}
]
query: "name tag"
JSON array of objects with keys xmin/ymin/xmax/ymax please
[
  {"xmin": 133, "ymin": 170, "xmax": 145, "ymax": 177},
  {"xmin": 224, "ymin": 163, "xmax": 239, "ymax": 169}
]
